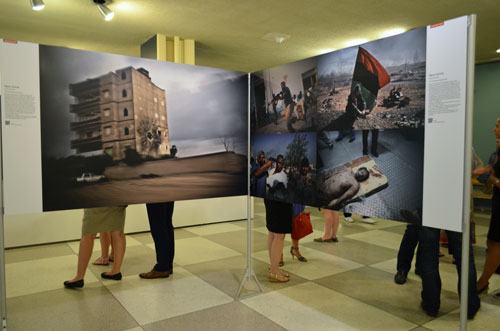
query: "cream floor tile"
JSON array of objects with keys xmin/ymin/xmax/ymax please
[
  {"xmin": 67, "ymin": 235, "xmax": 143, "ymax": 254},
  {"xmin": 124, "ymin": 328, "xmax": 144, "ymax": 331},
  {"xmin": 6, "ymin": 255, "xmax": 98, "ymax": 298},
  {"xmin": 242, "ymin": 282, "xmax": 417, "ymax": 331},
  {"xmin": 149, "ymin": 237, "xmax": 241, "ymax": 266},
  {"xmin": 104, "ymin": 267, "xmax": 233, "ymax": 325},
  {"xmin": 183, "ymin": 222, "xmax": 244, "ymax": 236},
  {"xmin": 423, "ymin": 301, "xmax": 500, "ymax": 331},
  {"xmin": 252, "ymin": 247, "xmax": 363, "ymax": 280},
  {"xmin": 475, "ymin": 235, "xmax": 488, "ymax": 248},
  {"xmin": 345, "ymin": 230, "xmax": 403, "ymax": 250},
  {"xmin": 5, "ymin": 243, "xmax": 75, "ymax": 264}
]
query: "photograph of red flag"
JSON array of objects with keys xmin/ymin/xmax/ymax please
[
  {"xmin": 352, "ymin": 47, "xmax": 391, "ymax": 111},
  {"xmin": 315, "ymin": 27, "xmax": 426, "ymax": 131}
]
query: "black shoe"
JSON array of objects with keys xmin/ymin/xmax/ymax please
[
  {"xmin": 335, "ymin": 137, "xmax": 343, "ymax": 142},
  {"xmin": 101, "ymin": 272, "xmax": 122, "ymax": 280},
  {"xmin": 371, "ymin": 150, "xmax": 379, "ymax": 157},
  {"xmin": 394, "ymin": 271, "xmax": 408, "ymax": 285},
  {"xmin": 420, "ymin": 301, "xmax": 438, "ymax": 317},
  {"xmin": 64, "ymin": 279, "xmax": 84, "ymax": 289},
  {"xmin": 349, "ymin": 137, "xmax": 355, "ymax": 143}
]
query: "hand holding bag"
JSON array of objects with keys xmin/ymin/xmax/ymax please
[{"xmin": 291, "ymin": 212, "xmax": 313, "ymax": 240}]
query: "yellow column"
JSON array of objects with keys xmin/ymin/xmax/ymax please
[{"xmin": 141, "ymin": 35, "xmax": 195, "ymax": 65}]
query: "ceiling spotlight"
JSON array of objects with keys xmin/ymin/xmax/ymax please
[
  {"xmin": 30, "ymin": 0, "xmax": 45, "ymax": 11},
  {"xmin": 93, "ymin": 0, "xmax": 114, "ymax": 21}
]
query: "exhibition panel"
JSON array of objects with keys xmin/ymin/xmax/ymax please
[
  {"xmin": 0, "ymin": 43, "xmax": 248, "ymax": 213},
  {"xmin": 250, "ymin": 16, "xmax": 470, "ymax": 230}
]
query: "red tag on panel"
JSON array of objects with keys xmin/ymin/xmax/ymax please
[
  {"xmin": 430, "ymin": 22, "xmax": 444, "ymax": 28},
  {"xmin": 2, "ymin": 39, "xmax": 18, "ymax": 44}
]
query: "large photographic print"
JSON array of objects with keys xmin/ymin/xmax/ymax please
[
  {"xmin": 317, "ymin": 28, "xmax": 426, "ymax": 131},
  {"xmin": 251, "ymin": 57, "xmax": 318, "ymax": 135},
  {"xmin": 250, "ymin": 132, "xmax": 317, "ymax": 205},
  {"xmin": 317, "ymin": 128, "xmax": 424, "ymax": 222},
  {"xmin": 40, "ymin": 45, "xmax": 248, "ymax": 211}
]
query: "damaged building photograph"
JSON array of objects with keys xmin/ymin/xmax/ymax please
[
  {"xmin": 39, "ymin": 45, "xmax": 248, "ymax": 211},
  {"xmin": 251, "ymin": 57, "xmax": 318, "ymax": 135},
  {"xmin": 316, "ymin": 128, "xmax": 424, "ymax": 222},
  {"xmin": 316, "ymin": 27, "xmax": 426, "ymax": 131}
]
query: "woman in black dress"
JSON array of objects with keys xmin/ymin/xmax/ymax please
[
  {"xmin": 265, "ymin": 199, "xmax": 293, "ymax": 282},
  {"xmin": 476, "ymin": 118, "xmax": 500, "ymax": 296}
]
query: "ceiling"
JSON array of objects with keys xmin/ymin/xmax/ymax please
[{"xmin": 0, "ymin": 0, "xmax": 499, "ymax": 72}]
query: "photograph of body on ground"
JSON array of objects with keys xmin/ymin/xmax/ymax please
[
  {"xmin": 39, "ymin": 45, "xmax": 248, "ymax": 211},
  {"xmin": 250, "ymin": 132, "xmax": 317, "ymax": 205},
  {"xmin": 316, "ymin": 128, "xmax": 424, "ymax": 222},
  {"xmin": 316, "ymin": 27, "xmax": 426, "ymax": 131},
  {"xmin": 251, "ymin": 57, "xmax": 318, "ymax": 135}
]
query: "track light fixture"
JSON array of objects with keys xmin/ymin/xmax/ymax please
[
  {"xmin": 93, "ymin": 0, "xmax": 114, "ymax": 21},
  {"xmin": 30, "ymin": 0, "xmax": 45, "ymax": 11}
]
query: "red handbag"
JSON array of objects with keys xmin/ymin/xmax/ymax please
[{"xmin": 291, "ymin": 212, "xmax": 313, "ymax": 240}]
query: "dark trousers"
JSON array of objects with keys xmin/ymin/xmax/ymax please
[
  {"xmin": 362, "ymin": 129, "xmax": 379, "ymax": 153},
  {"xmin": 397, "ymin": 224, "xmax": 421, "ymax": 273},
  {"xmin": 146, "ymin": 202, "xmax": 175, "ymax": 272},
  {"xmin": 419, "ymin": 226, "xmax": 480, "ymax": 317}
]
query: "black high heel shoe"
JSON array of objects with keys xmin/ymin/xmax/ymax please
[
  {"xmin": 101, "ymin": 272, "xmax": 122, "ymax": 280},
  {"xmin": 64, "ymin": 279, "xmax": 84, "ymax": 289},
  {"xmin": 290, "ymin": 246, "xmax": 307, "ymax": 262}
]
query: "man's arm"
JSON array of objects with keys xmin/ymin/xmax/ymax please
[
  {"xmin": 328, "ymin": 181, "xmax": 360, "ymax": 207},
  {"xmin": 253, "ymin": 160, "xmax": 272, "ymax": 177}
]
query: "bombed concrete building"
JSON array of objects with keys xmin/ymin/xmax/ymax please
[{"xmin": 69, "ymin": 67, "xmax": 170, "ymax": 160}]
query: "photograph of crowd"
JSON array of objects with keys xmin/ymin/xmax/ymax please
[
  {"xmin": 316, "ymin": 27, "xmax": 427, "ymax": 131},
  {"xmin": 250, "ymin": 132, "xmax": 317, "ymax": 205}
]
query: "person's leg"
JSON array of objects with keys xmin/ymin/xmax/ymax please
[
  {"xmin": 397, "ymin": 224, "xmax": 420, "ymax": 273},
  {"xmin": 291, "ymin": 238, "xmax": 307, "ymax": 261},
  {"xmin": 331, "ymin": 210, "xmax": 339, "ymax": 239},
  {"xmin": 477, "ymin": 239, "xmax": 500, "ymax": 290},
  {"xmin": 105, "ymin": 230, "xmax": 126, "ymax": 276},
  {"xmin": 322, "ymin": 209, "xmax": 333, "ymax": 239},
  {"xmin": 362, "ymin": 130, "xmax": 369, "ymax": 155},
  {"xmin": 146, "ymin": 202, "xmax": 175, "ymax": 272},
  {"xmin": 446, "ymin": 230, "xmax": 480, "ymax": 318},
  {"xmin": 269, "ymin": 232, "xmax": 287, "ymax": 278},
  {"xmin": 267, "ymin": 231, "xmax": 274, "ymax": 262},
  {"xmin": 336, "ymin": 130, "xmax": 344, "ymax": 141},
  {"xmin": 285, "ymin": 104, "xmax": 294, "ymax": 132},
  {"xmin": 371, "ymin": 129, "xmax": 379, "ymax": 156},
  {"xmin": 70, "ymin": 234, "xmax": 96, "ymax": 282},
  {"xmin": 418, "ymin": 226, "xmax": 441, "ymax": 315},
  {"xmin": 93, "ymin": 232, "xmax": 111, "ymax": 265},
  {"xmin": 349, "ymin": 129, "xmax": 355, "ymax": 142}
]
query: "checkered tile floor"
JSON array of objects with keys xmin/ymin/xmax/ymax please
[{"xmin": 4, "ymin": 199, "xmax": 500, "ymax": 330}]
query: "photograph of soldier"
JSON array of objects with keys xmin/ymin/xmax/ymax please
[
  {"xmin": 250, "ymin": 133, "xmax": 317, "ymax": 205},
  {"xmin": 251, "ymin": 57, "xmax": 318, "ymax": 135},
  {"xmin": 316, "ymin": 128, "xmax": 424, "ymax": 222},
  {"xmin": 316, "ymin": 27, "xmax": 426, "ymax": 131}
]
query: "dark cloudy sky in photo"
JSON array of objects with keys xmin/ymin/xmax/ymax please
[
  {"xmin": 39, "ymin": 45, "xmax": 247, "ymax": 158},
  {"xmin": 318, "ymin": 27, "xmax": 426, "ymax": 77}
]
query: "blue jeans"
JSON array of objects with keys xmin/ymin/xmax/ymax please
[
  {"xmin": 419, "ymin": 226, "xmax": 480, "ymax": 317},
  {"xmin": 397, "ymin": 223, "xmax": 421, "ymax": 273}
]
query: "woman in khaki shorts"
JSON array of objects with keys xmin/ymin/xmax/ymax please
[{"xmin": 64, "ymin": 206, "xmax": 127, "ymax": 288}]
